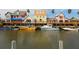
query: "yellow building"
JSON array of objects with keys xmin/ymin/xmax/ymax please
[{"xmin": 34, "ymin": 10, "xmax": 47, "ymax": 23}]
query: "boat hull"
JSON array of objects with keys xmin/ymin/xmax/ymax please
[
  {"xmin": 19, "ymin": 26, "xmax": 35, "ymax": 31},
  {"xmin": 41, "ymin": 28, "xmax": 59, "ymax": 31},
  {"xmin": 0, "ymin": 27, "xmax": 11, "ymax": 31},
  {"xmin": 40, "ymin": 25, "xmax": 59, "ymax": 31},
  {"xmin": 62, "ymin": 28, "xmax": 78, "ymax": 31}
]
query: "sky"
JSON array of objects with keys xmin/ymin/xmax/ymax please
[
  {"xmin": 0, "ymin": 9, "xmax": 79, "ymax": 19},
  {"xmin": 46, "ymin": 9, "xmax": 79, "ymax": 19}
]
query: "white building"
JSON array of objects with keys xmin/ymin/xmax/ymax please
[{"xmin": 55, "ymin": 13, "xmax": 68, "ymax": 23}]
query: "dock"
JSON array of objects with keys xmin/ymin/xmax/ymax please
[{"xmin": 2, "ymin": 22, "xmax": 79, "ymax": 28}]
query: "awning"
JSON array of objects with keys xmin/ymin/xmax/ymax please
[{"xmin": 11, "ymin": 18, "xmax": 24, "ymax": 20}]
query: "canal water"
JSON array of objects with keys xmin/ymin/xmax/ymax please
[{"xmin": 0, "ymin": 30, "xmax": 79, "ymax": 49}]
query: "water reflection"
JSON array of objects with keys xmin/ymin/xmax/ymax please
[
  {"xmin": 61, "ymin": 31, "xmax": 79, "ymax": 49},
  {"xmin": 0, "ymin": 31, "xmax": 17, "ymax": 49},
  {"xmin": 0, "ymin": 31, "xmax": 79, "ymax": 49},
  {"xmin": 59, "ymin": 40, "xmax": 63, "ymax": 49},
  {"xmin": 16, "ymin": 31, "xmax": 59, "ymax": 49},
  {"xmin": 11, "ymin": 40, "xmax": 16, "ymax": 49}
]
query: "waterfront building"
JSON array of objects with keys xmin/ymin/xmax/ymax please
[
  {"xmin": 10, "ymin": 10, "xmax": 27, "ymax": 19},
  {"xmin": 19, "ymin": 11, "xmax": 27, "ymax": 17},
  {"xmin": 34, "ymin": 10, "xmax": 47, "ymax": 23},
  {"xmin": 47, "ymin": 13, "xmax": 69, "ymax": 24},
  {"xmin": 5, "ymin": 10, "xmax": 27, "ymax": 24},
  {"xmin": 23, "ymin": 16, "xmax": 32, "ymax": 23},
  {"xmin": 5, "ymin": 12, "xmax": 12, "ymax": 19},
  {"xmin": 55, "ymin": 13, "xmax": 68, "ymax": 23},
  {"xmin": 47, "ymin": 13, "xmax": 79, "ymax": 27},
  {"xmin": 47, "ymin": 18, "xmax": 53, "ymax": 24},
  {"xmin": 5, "ymin": 12, "xmax": 12, "ymax": 22}
]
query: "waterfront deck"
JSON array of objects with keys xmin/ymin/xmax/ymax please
[{"xmin": 3, "ymin": 22, "xmax": 79, "ymax": 28}]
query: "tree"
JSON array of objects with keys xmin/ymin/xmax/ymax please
[
  {"xmin": 27, "ymin": 9, "xmax": 30, "ymax": 17},
  {"xmin": 14, "ymin": 10, "xmax": 20, "ymax": 15},
  {"xmin": 51, "ymin": 9, "xmax": 55, "ymax": 14},
  {"xmin": 27, "ymin": 9, "xmax": 30, "ymax": 13},
  {"xmin": 67, "ymin": 9, "xmax": 72, "ymax": 19},
  {"xmin": 77, "ymin": 10, "xmax": 79, "ymax": 19},
  {"xmin": 77, "ymin": 11, "xmax": 79, "ymax": 15},
  {"xmin": 71, "ymin": 17, "xmax": 76, "ymax": 20},
  {"xmin": 67, "ymin": 9, "xmax": 72, "ymax": 14}
]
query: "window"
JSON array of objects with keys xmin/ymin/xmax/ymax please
[
  {"xmin": 37, "ymin": 16, "xmax": 38, "ymax": 18},
  {"xmin": 42, "ymin": 16, "xmax": 44, "ymax": 18},
  {"xmin": 26, "ymin": 19, "xmax": 31, "ymax": 22},
  {"xmin": 59, "ymin": 16, "xmax": 63, "ymax": 19},
  {"xmin": 59, "ymin": 20, "xmax": 63, "ymax": 22},
  {"xmin": 40, "ymin": 19, "xmax": 42, "ymax": 22},
  {"xmin": 65, "ymin": 20, "xmax": 69, "ymax": 22}
]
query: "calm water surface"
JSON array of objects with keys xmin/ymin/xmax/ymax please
[{"xmin": 0, "ymin": 30, "xmax": 79, "ymax": 49}]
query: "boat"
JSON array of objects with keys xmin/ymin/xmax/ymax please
[
  {"xmin": 77, "ymin": 28, "xmax": 79, "ymax": 31},
  {"xmin": 19, "ymin": 26, "xmax": 35, "ymax": 31},
  {"xmin": 0, "ymin": 27, "xmax": 11, "ymax": 31},
  {"xmin": 35, "ymin": 27, "xmax": 41, "ymax": 31},
  {"xmin": 11, "ymin": 27, "xmax": 20, "ymax": 30},
  {"xmin": 0, "ymin": 26, "xmax": 20, "ymax": 31},
  {"xmin": 40, "ymin": 25, "xmax": 59, "ymax": 31},
  {"xmin": 61, "ymin": 28, "xmax": 79, "ymax": 31}
]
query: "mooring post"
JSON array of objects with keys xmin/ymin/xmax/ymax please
[
  {"xmin": 11, "ymin": 40, "xmax": 16, "ymax": 49},
  {"xmin": 59, "ymin": 40, "xmax": 63, "ymax": 49}
]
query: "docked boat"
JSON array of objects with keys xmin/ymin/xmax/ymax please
[
  {"xmin": 61, "ymin": 28, "xmax": 79, "ymax": 31},
  {"xmin": 0, "ymin": 26, "xmax": 20, "ymax": 31},
  {"xmin": 0, "ymin": 27, "xmax": 11, "ymax": 31},
  {"xmin": 11, "ymin": 27, "xmax": 20, "ymax": 30},
  {"xmin": 41, "ymin": 25, "xmax": 59, "ymax": 31},
  {"xmin": 19, "ymin": 26, "xmax": 35, "ymax": 31}
]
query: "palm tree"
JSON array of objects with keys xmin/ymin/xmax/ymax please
[
  {"xmin": 67, "ymin": 9, "xmax": 72, "ymax": 14},
  {"xmin": 71, "ymin": 17, "xmax": 76, "ymax": 20},
  {"xmin": 27, "ymin": 9, "xmax": 31, "ymax": 27},
  {"xmin": 51, "ymin": 9, "xmax": 55, "ymax": 14},
  {"xmin": 77, "ymin": 11, "xmax": 79, "ymax": 14},
  {"xmin": 24, "ymin": 9, "xmax": 30, "ymax": 20},
  {"xmin": 67, "ymin": 9, "xmax": 72, "ymax": 19},
  {"xmin": 27, "ymin": 9, "xmax": 30, "ymax": 13},
  {"xmin": 26, "ymin": 9, "xmax": 30, "ymax": 19},
  {"xmin": 77, "ymin": 10, "xmax": 79, "ymax": 19}
]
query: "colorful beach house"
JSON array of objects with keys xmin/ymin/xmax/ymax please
[
  {"xmin": 55, "ymin": 13, "xmax": 68, "ymax": 23},
  {"xmin": 34, "ymin": 10, "xmax": 47, "ymax": 23},
  {"xmin": 5, "ymin": 10, "xmax": 27, "ymax": 24},
  {"xmin": 47, "ymin": 13, "xmax": 69, "ymax": 23}
]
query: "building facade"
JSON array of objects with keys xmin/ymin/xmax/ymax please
[
  {"xmin": 34, "ymin": 10, "xmax": 47, "ymax": 23},
  {"xmin": 5, "ymin": 10, "xmax": 27, "ymax": 23},
  {"xmin": 55, "ymin": 13, "xmax": 68, "ymax": 23}
]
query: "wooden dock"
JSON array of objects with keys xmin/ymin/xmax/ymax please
[{"xmin": 2, "ymin": 22, "xmax": 79, "ymax": 27}]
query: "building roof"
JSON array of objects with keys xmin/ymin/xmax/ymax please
[
  {"xmin": 34, "ymin": 10, "xmax": 46, "ymax": 16},
  {"xmin": 26, "ymin": 17, "xmax": 32, "ymax": 20},
  {"xmin": 54, "ymin": 13, "xmax": 69, "ymax": 20},
  {"xmin": 5, "ymin": 12, "xmax": 12, "ymax": 15}
]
